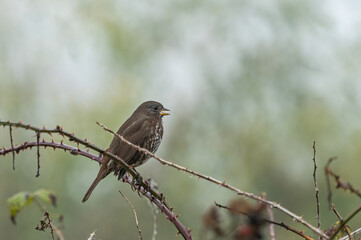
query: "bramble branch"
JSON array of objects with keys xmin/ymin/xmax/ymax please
[
  {"xmin": 330, "ymin": 204, "xmax": 361, "ymax": 240},
  {"xmin": 325, "ymin": 159, "xmax": 361, "ymax": 200},
  {"xmin": 331, "ymin": 204, "xmax": 352, "ymax": 240},
  {"xmin": 214, "ymin": 202, "xmax": 315, "ymax": 240},
  {"xmin": 0, "ymin": 120, "xmax": 192, "ymax": 240},
  {"xmin": 0, "ymin": 120, "xmax": 166, "ymax": 206},
  {"xmin": 312, "ymin": 141, "xmax": 321, "ymax": 229},
  {"xmin": 97, "ymin": 121, "xmax": 328, "ymax": 239}
]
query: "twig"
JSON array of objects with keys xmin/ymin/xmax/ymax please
[
  {"xmin": 214, "ymin": 202, "xmax": 314, "ymax": 240},
  {"xmin": 97, "ymin": 121, "xmax": 328, "ymax": 239},
  {"xmin": 312, "ymin": 141, "xmax": 321, "ymax": 229},
  {"xmin": 330, "ymin": 204, "xmax": 361, "ymax": 240},
  {"xmin": 36, "ymin": 131, "xmax": 40, "ymax": 177},
  {"xmin": 150, "ymin": 203, "xmax": 158, "ymax": 240},
  {"xmin": 339, "ymin": 227, "xmax": 361, "ymax": 240},
  {"xmin": 325, "ymin": 157, "xmax": 337, "ymax": 209},
  {"xmin": 87, "ymin": 230, "xmax": 96, "ymax": 240},
  {"xmin": 326, "ymin": 163, "xmax": 361, "ymax": 199},
  {"xmin": 1, "ymin": 141, "xmax": 102, "ymax": 164},
  {"xmin": 119, "ymin": 191, "xmax": 143, "ymax": 240},
  {"xmin": 331, "ymin": 204, "xmax": 352, "ymax": 240},
  {"xmin": 9, "ymin": 126, "xmax": 15, "ymax": 170}
]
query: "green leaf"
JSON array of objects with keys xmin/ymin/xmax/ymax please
[
  {"xmin": 7, "ymin": 191, "xmax": 33, "ymax": 224},
  {"xmin": 33, "ymin": 189, "xmax": 57, "ymax": 207}
]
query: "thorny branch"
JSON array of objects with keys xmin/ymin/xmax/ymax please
[
  {"xmin": 331, "ymin": 204, "xmax": 352, "ymax": 240},
  {"xmin": 214, "ymin": 202, "xmax": 315, "ymax": 240},
  {"xmin": 0, "ymin": 120, "xmax": 166, "ymax": 207},
  {"xmin": 325, "ymin": 158, "xmax": 361, "ymax": 240},
  {"xmin": 122, "ymin": 176, "xmax": 192, "ymax": 240},
  {"xmin": 325, "ymin": 158, "xmax": 361, "ymax": 201},
  {"xmin": 339, "ymin": 228, "xmax": 361, "ymax": 240},
  {"xmin": 9, "ymin": 126, "xmax": 15, "ymax": 170},
  {"xmin": 97, "ymin": 121, "xmax": 328, "ymax": 239},
  {"xmin": 312, "ymin": 141, "xmax": 321, "ymax": 229},
  {"xmin": 330, "ymin": 204, "xmax": 361, "ymax": 240},
  {"xmin": 36, "ymin": 131, "xmax": 40, "ymax": 177},
  {"xmin": 0, "ymin": 140, "xmax": 192, "ymax": 239},
  {"xmin": 0, "ymin": 120, "xmax": 192, "ymax": 240}
]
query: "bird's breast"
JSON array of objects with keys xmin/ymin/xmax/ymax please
[{"xmin": 146, "ymin": 120, "xmax": 163, "ymax": 154}]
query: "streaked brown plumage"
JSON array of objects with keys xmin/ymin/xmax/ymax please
[{"xmin": 82, "ymin": 101, "xmax": 169, "ymax": 203}]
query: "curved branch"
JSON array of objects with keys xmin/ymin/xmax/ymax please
[
  {"xmin": 0, "ymin": 120, "xmax": 166, "ymax": 207},
  {"xmin": 0, "ymin": 140, "xmax": 193, "ymax": 240},
  {"xmin": 96, "ymin": 122, "xmax": 328, "ymax": 239}
]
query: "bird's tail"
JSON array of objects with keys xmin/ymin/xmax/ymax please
[{"xmin": 82, "ymin": 168, "xmax": 108, "ymax": 203}]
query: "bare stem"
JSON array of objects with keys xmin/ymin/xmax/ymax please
[
  {"xmin": 312, "ymin": 141, "xmax": 321, "ymax": 229},
  {"xmin": 9, "ymin": 126, "xmax": 15, "ymax": 170},
  {"xmin": 36, "ymin": 131, "xmax": 40, "ymax": 177},
  {"xmin": 119, "ymin": 191, "xmax": 143, "ymax": 240}
]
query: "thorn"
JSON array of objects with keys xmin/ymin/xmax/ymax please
[
  {"xmin": 84, "ymin": 138, "xmax": 87, "ymax": 142},
  {"xmin": 60, "ymin": 140, "xmax": 63, "ymax": 145}
]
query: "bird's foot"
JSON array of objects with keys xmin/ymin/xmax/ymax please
[{"xmin": 130, "ymin": 171, "xmax": 144, "ymax": 197}]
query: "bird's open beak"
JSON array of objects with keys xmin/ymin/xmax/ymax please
[{"xmin": 160, "ymin": 108, "xmax": 170, "ymax": 116}]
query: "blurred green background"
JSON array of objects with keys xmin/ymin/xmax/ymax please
[{"xmin": 1, "ymin": 0, "xmax": 361, "ymax": 239}]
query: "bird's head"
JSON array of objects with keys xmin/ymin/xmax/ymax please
[{"xmin": 137, "ymin": 101, "xmax": 170, "ymax": 118}]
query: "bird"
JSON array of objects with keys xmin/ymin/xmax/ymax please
[{"xmin": 82, "ymin": 101, "xmax": 170, "ymax": 202}]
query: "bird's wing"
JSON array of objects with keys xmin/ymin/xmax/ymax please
[{"xmin": 108, "ymin": 117, "xmax": 152, "ymax": 163}]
